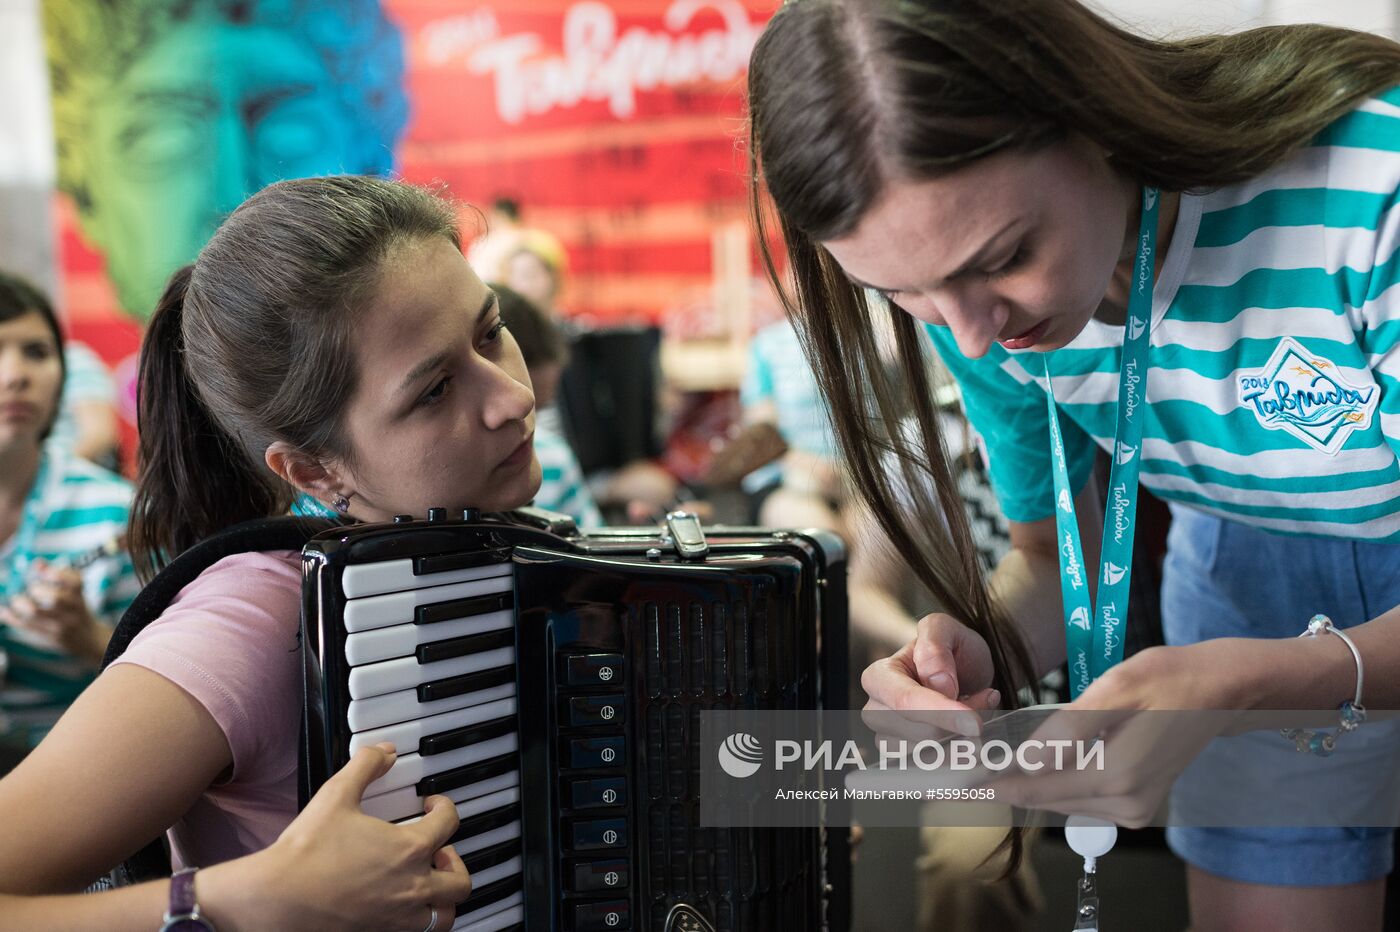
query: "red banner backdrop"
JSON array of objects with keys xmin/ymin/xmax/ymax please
[
  {"xmin": 57, "ymin": 201, "xmax": 143, "ymax": 454},
  {"xmin": 389, "ymin": 0, "xmax": 776, "ymax": 329}
]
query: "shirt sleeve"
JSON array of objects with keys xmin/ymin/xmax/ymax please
[
  {"xmin": 88, "ymin": 549, "xmax": 141, "ymax": 627},
  {"xmin": 61, "ymin": 342, "xmax": 115, "ymax": 404},
  {"xmin": 1346, "ymin": 90, "xmax": 1400, "ymax": 466},
  {"xmin": 740, "ymin": 332, "xmax": 775, "ymax": 410},
  {"xmin": 109, "ymin": 551, "xmax": 304, "ymax": 785},
  {"xmin": 924, "ymin": 325, "xmax": 1097, "ymax": 523},
  {"xmin": 1359, "ymin": 234, "xmax": 1400, "ymax": 469},
  {"xmin": 534, "ymin": 429, "xmax": 606, "ymax": 528}
]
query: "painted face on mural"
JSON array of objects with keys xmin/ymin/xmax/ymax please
[
  {"xmin": 47, "ymin": 2, "xmax": 408, "ymax": 322},
  {"xmin": 81, "ymin": 21, "xmax": 390, "ymax": 321}
]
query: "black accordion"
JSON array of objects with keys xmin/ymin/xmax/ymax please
[{"xmin": 300, "ymin": 509, "xmax": 851, "ymax": 932}]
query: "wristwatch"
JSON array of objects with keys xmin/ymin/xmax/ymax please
[{"xmin": 160, "ymin": 867, "xmax": 218, "ymax": 931}]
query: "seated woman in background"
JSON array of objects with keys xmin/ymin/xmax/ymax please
[
  {"xmin": 0, "ymin": 272, "xmax": 137, "ymax": 758},
  {"xmin": 740, "ymin": 317, "xmax": 847, "ymax": 527},
  {"xmin": 493, "ymin": 284, "xmax": 604, "ymax": 528},
  {"xmin": 0, "ymin": 176, "xmax": 537, "ymax": 930},
  {"xmin": 741, "ymin": 316, "xmax": 922, "ymax": 656}
]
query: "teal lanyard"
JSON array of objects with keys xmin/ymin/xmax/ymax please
[{"xmin": 1046, "ymin": 187, "xmax": 1159, "ymax": 699}]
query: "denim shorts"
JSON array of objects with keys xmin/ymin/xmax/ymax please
[{"xmin": 1160, "ymin": 503, "xmax": 1400, "ymax": 887}]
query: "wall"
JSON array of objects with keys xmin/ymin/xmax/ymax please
[{"xmin": 0, "ymin": 0, "xmax": 57, "ymax": 297}]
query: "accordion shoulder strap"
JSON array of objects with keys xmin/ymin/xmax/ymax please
[
  {"xmin": 95, "ymin": 515, "xmax": 339, "ymax": 887},
  {"xmin": 101, "ymin": 516, "xmax": 338, "ymax": 670}
]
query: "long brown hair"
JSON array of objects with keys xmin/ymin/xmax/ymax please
[
  {"xmin": 129, "ymin": 176, "xmax": 459, "ymax": 581},
  {"xmin": 749, "ymin": 0, "xmax": 1400, "ymax": 869}
]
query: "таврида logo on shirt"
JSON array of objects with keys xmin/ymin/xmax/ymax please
[{"xmin": 1237, "ymin": 338, "xmax": 1378, "ymax": 455}]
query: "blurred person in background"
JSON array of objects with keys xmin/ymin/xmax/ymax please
[
  {"xmin": 0, "ymin": 273, "xmax": 137, "ymax": 758},
  {"xmin": 504, "ymin": 228, "xmax": 701, "ymax": 523},
  {"xmin": 502, "ymin": 228, "xmax": 570, "ymax": 320},
  {"xmin": 741, "ymin": 318, "xmax": 846, "ymax": 527},
  {"xmin": 742, "ymin": 315, "xmax": 954, "ymax": 657},
  {"xmin": 467, "ymin": 196, "xmax": 525, "ymax": 284},
  {"xmin": 493, "ymin": 284, "xmax": 604, "ymax": 528},
  {"xmin": 48, "ymin": 342, "xmax": 120, "ymax": 469}
]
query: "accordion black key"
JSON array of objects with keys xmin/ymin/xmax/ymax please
[{"xmin": 301, "ymin": 509, "xmax": 851, "ymax": 932}]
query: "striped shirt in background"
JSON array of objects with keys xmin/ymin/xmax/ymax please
[
  {"xmin": 928, "ymin": 89, "xmax": 1400, "ymax": 540},
  {"xmin": 1, "ymin": 444, "xmax": 138, "ymax": 744},
  {"xmin": 740, "ymin": 321, "xmax": 840, "ymax": 492},
  {"xmin": 46, "ymin": 342, "xmax": 116, "ymax": 457},
  {"xmin": 534, "ymin": 414, "xmax": 604, "ymax": 528}
]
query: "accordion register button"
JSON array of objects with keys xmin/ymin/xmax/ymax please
[
  {"xmin": 393, "ymin": 514, "xmax": 414, "ymax": 524},
  {"xmin": 570, "ymin": 776, "xmax": 627, "ymax": 809},
  {"xmin": 572, "ymin": 858, "xmax": 628, "ymax": 892},
  {"xmin": 573, "ymin": 899, "xmax": 630, "ymax": 931},
  {"xmin": 569, "ymin": 736, "xmax": 626, "ymax": 769},
  {"xmin": 566, "ymin": 653, "xmax": 625, "ymax": 686},
  {"xmin": 427, "ymin": 507, "xmax": 447, "ymax": 522},
  {"xmin": 571, "ymin": 817, "xmax": 627, "ymax": 851},
  {"xmin": 568, "ymin": 694, "xmax": 626, "ymax": 726}
]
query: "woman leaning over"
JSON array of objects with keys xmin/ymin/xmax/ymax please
[{"xmin": 749, "ymin": 2, "xmax": 1400, "ymax": 929}]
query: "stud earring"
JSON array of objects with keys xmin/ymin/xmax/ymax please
[{"xmin": 332, "ymin": 494, "xmax": 350, "ymax": 514}]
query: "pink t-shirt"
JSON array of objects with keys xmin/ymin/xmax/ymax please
[{"xmin": 111, "ymin": 550, "xmax": 303, "ymax": 869}]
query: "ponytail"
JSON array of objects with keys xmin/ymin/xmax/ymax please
[
  {"xmin": 129, "ymin": 265, "xmax": 288, "ymax": 581},
  {"xmin": 128, "ymin": 178, "xmax": 462, "ymax": 579}
]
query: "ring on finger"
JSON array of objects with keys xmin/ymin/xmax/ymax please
[{"xmin": 420, "ymin": 906, "xmax": 438, "ymax": 932}]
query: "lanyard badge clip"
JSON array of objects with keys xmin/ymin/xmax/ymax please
[
  {"xmin": 1066, "ymin": 816, "xmax": 1117, "ymax": 932},
  {"xmin": 1073, "ymin": 869, "xmax": 1100, "ymax": 931}
]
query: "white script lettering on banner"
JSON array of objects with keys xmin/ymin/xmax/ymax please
[{"xmin": 448, "ymin": 1, "xmax": 765, "ymax": 124}]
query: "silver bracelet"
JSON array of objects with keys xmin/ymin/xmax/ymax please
[{"xmin": 1279, "ymin": 614, "xmax": 1367, "ymax": 757}]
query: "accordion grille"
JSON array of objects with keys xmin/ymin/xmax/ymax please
[{"xmin": 637, "ymin": 581, "xmax": 820, "ymax": 931}]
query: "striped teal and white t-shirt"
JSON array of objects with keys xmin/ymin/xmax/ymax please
[
  {"xmin": 741, "ymin": 320, "xmax": 840, "ymax": 491},
  {"xmin": 534, "ymin": 417, "xmax": 604, "ymax": 528},
  {"xmin": 1, "ymin": 444, "xmax": 139, "ymax": 740},
  {"xmin": 46, "ymin": 342, "xmax": 115, "ymax": 457},
  {"xmin": 927, "ymin": 88, "xmax": 1400, "ymax": 541}
]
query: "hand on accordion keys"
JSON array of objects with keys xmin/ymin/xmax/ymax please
[{"xmin": 232, "ymin": 743, "xmax": 473, "ymax": 931}]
